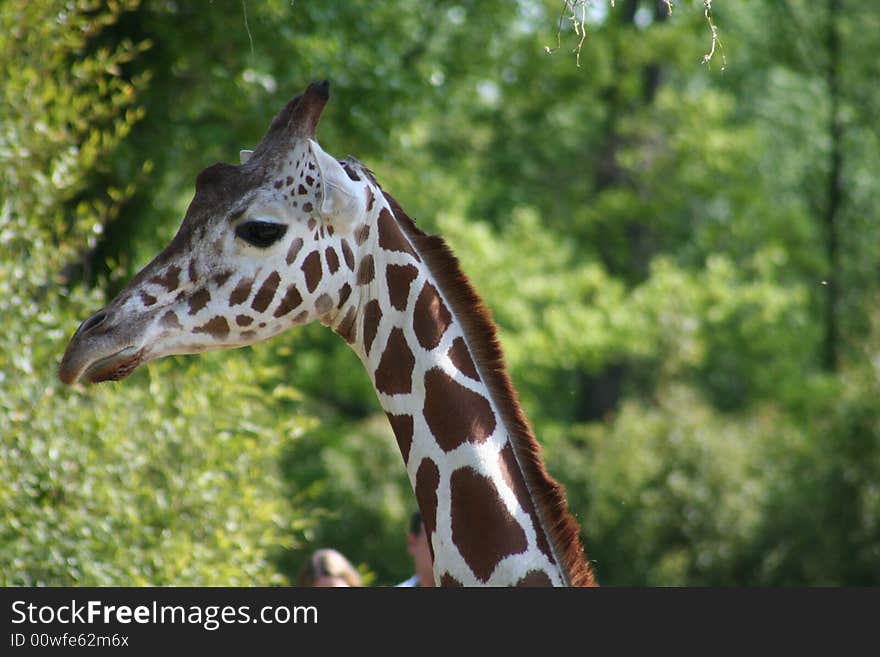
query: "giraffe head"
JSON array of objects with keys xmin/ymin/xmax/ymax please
[{"xmin": 60, "ymin": 81, "xmax": 370, "ymax": 385}]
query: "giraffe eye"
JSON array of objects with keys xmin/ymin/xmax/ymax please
[{"xmin": 235, "ymin": 221, "xmax": 288, "ymax": 248}]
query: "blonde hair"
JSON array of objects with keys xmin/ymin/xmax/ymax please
[{"xmin": 297, "ymin": 548, "xmax": 362, "ymax": 587}]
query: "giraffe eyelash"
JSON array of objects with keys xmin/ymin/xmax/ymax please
[{"xmin": 235, "ymin": 221, "xmax": 288, "ymax": 249}]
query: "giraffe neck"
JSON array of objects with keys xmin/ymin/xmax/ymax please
[{"xmin": 327, "ymin": 173, "xmax": 594, "ymax": 586}]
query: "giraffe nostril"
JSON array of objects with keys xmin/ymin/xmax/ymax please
[{"xmin": 76, "ymin": 311, "xmax": 108, "ymax": 337}]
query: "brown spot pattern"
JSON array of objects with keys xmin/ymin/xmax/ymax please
[
  {"xmin": 342, "ymin": 162, "xmax": 360, "ymax": 181},
  {"xmin": 340, "ymin": 240, "xmax": 355, "ymax": 271},
  {"xmin": 325, "ymin": 247, "xmax": 339, "ymax": 274},
  {"xmin": 415, "ymin": 458, "xmax": 440, "ymax": 549},
  {"xmin": 334, "ymin": 306, "xmax": 357, "ymax": 344},
  {"xmin": 386, "ymin": 413, "xmax": 414, "ymax": 464},
  {"xmin": 251, "ymin": 271, "xmax": 280, "ymax": 313},
  {"xmin": 140, "ymin": 291, "xmax": 157, "ymax": 307},
  {"xmin": 378, "ymin": 208, "xmax": 418, "ymax": 258},
  {"xmin": 450, "ymin": 466, "xmax": 528, "ymax": 582},
  {"xmin": 229, "ymin": 278, "xmax": 253, "ymax": 306},
  {"xmin": 353, "ymin": 224, "xmax": 370, "ymax": 246},
  {"xmin": 356, "ymin": 254, "xmax": 375, "ymax": 285},
  {"xmin": 448, "ymin": 337, "xmax": 479, "ymax": 381},
  {"xmin": 286, "ymin": 237, "xmax": 303, "ymax": 265},
  {"xmin": 362, "ymin": 300, "xmax": 382, "ymax": 356},
  {"xmin": 374, "ymin": 328, "xmax": 414, "ymax": 395},
  {"xmin": 302, "ymin": 251, "xmax": 323, "ymax": 293},
  {"xmin": 499, "ymin": 443, "xmax": 555, "ymax": 564},
  {"xmin": 414, "ymin": 282, "xmax": 452, "ymax": 350},
  {"xmin": 337, "ymin": 283, "xmax": 351, "ymax": 309},
  {"xmin": 423, "ymin": 367, "xmax": 496, "ymax": 451},
  {"xmin": 365, "ymin": 186, "xmax": 375, "ymax": 212},
  {"xmin": 213, "ymin": 270, "xmax": 233, "ymax": 287},
  {"xmin": 439, "ymin": 574, "xmax": 463, "ymax": 587},
  {"xmin": 273, "ymin": 284, "xmax": 303, "ymax": 318},
  {"xmin": 315, "ymin": 293, "xmax": 333, "ymax": 315},
  {"xmin": 193, "ymin": 316, "xmax": 230, "ymax": 339},
  {"xmin": 235, "ymin": 315, "xmax": 253, "ymax": 327},
  {"xmin": 187, "ymin": 288, "xmax": 211, "ymax": 315},
  {"xmin": 160, "ymin": 311, "xmax": 181, "ymax": 329},
  {"xmin": 386, "ymin": 264, "xmax": 419, "ymax": 312},
  {"xmin": 150, "ymin": 265, "xmax": 181, "ymax": 292},
  {"xmin": 516, "ymin": 571, "xmax": 553, "ymax": 587}
]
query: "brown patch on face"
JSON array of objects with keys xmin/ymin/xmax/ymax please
[
  {"xmin": 229, "ymin": 277, "xmax": 253, "ymax": 306},
  {"xmin": 213, "ymin": 270, "xmax": 233, "ymax": 287},
  {"xmin": 315, "ymin": 293, "xmax": 333, "ymax": 315},
  {"xmin": 448, "ymin": 337, "xmax": 479, "ymax": 381},
  {"xmin": 188, "ymin": 260, "xmax": 198, "ymax": 284},
  {"xmin": 450, "ymin": 466, "xmax": 528, "ymax": 583},
  {"xmin": 325, "ymin": 247, "xmax": 339, "ymax": 274},
  {"xmin": 302, "ymin": 201, "xmax": 313, "ymax": 213},
  {"xmin": 286, "ymin": 176, "xmax": 294, "ymax": 186},
  {"xmin": 333, "ymin": 306, "xmax": 357, "ymax": 344},
  {"xmin": 187, "ymin": 288, "xmax": 211, "ymax": 315},
  {"xmin": 439, "ymin": 574, "xmax": 463, "ymax": 587},
  {"xmin": 414, "ymin": 281, "xmax": 452, "ymax": 350},
  {"xmin": 362, "ymin": 299, "xmax": 382, "ymax": 356},
  {"xmin": 378, "ymin": 208, "xmax": 419, "ymax": 259},
  {"xmin": 386, "ymin": 263, "xmax": 419, "ymax": 312},
  {"xmin": 286, "ymin": 237, "xmax": 304, "ymax": 265},
  {"xmin": 423, "ymin": 367, "xmax": 496, "ymax": 451},
  {"xmin": 516, "ymin": 571, "xmax": 553, "ymax": 587},
  {"xmin": 374, "ymin": 328, "xmax": 414, "ymax": 395},
  {"xmin": 356, "ymin": 254, "xmax": 375, "ymax": 285},
  {"xmin": 273, "ymin": 284, "xmax": 303, "ymax": 318},
  {"xmin": 340, "ymin": 240, "xmax": 355, "ymax": 271},
  {"xmin": 298, "ymin": 184, "xmax": 308, "ymax": 195},
  {"xmin": 150, "ymin": 265, "xmax": 181, "ymax": 292},
  {"xmin": 160, "ymin": 310, "xmax": 182, "ymax": 329},
  {"xmin": 365, "ymin": 186, "xmax": 375, "ymax": 212},
  {"xmin": 274, "ymin": 179, "xmax": 284, "ymax": 189},
  {"xmin": 251, "ymin": 271, "xmax": 280, "ymax": 313},
  {"xmin": 140, "ymin": 291, "xmax": 157, "ymax": 307},
  {"xmin": 193, "ymin": 315, "xmax": 230, "ymax": 339},
  {"xmin": 415, "ymin": 458, "xmax": 440, "ymax": 541},
  {"xmin": 307, "ymin": 218, "xmax": 316, "ymax": 231},
  {"xmin": 292, "ymin": 309, "xmax": 308, "ymax": 324},
  {"xmin": 302, "ymin": 250, "xmax": 323, "ymax": 293},
  {"xmin": 337, "ymin": 283, "xmax": 351, "ymax": 309},
  {"xmin": 499, "ymin": 443, "xmax": 555, "ymax": 564},
  {"xmin": 386, "ymin": 413, "xmax": 414, "ymax": 464},
  {"xmin": 235, "ymin": 314, "xmax": 253, "ymax": 327},
  {"xmin": 353, "ymin": 223, "xmax": 370, "ymax": 246}
]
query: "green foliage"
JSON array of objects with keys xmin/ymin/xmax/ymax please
[{"xmin": 2, "ymin": 0, "xmax": 878, "ymax": 586}]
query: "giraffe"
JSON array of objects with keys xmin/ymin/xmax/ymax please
[{"xmin": 59, "ymin": 81, "xmax": 596, "ymax": 587}]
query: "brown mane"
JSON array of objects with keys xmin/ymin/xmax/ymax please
[{"xmin": 379, "ymin": 190, "xmax": 596, "ymax": 587}]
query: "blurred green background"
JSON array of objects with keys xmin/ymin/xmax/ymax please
[{"xmin": 2, "ymin": 0, "xmax": 878, "ymax": 586}]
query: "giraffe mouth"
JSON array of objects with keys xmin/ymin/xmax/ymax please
[{"xmin": 80, "ymin": 347, "xmax": 145, "ymax": 384}]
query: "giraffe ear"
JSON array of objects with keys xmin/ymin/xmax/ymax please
[
  {"xmin": 239, "ymin": 150, "xmax": 254, "ymax": 164},
  {"xmin": 308, "ymin": 139, "xmax": 364, "ymax": 229}
]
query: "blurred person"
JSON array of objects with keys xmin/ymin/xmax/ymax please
[
  {"xmin": 397, "ymin": 511, "xmax": 434, "ymax": 587},
  {"xmin": 297, "ymin": 548, "xmax": 362, "ymax": 587}
]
